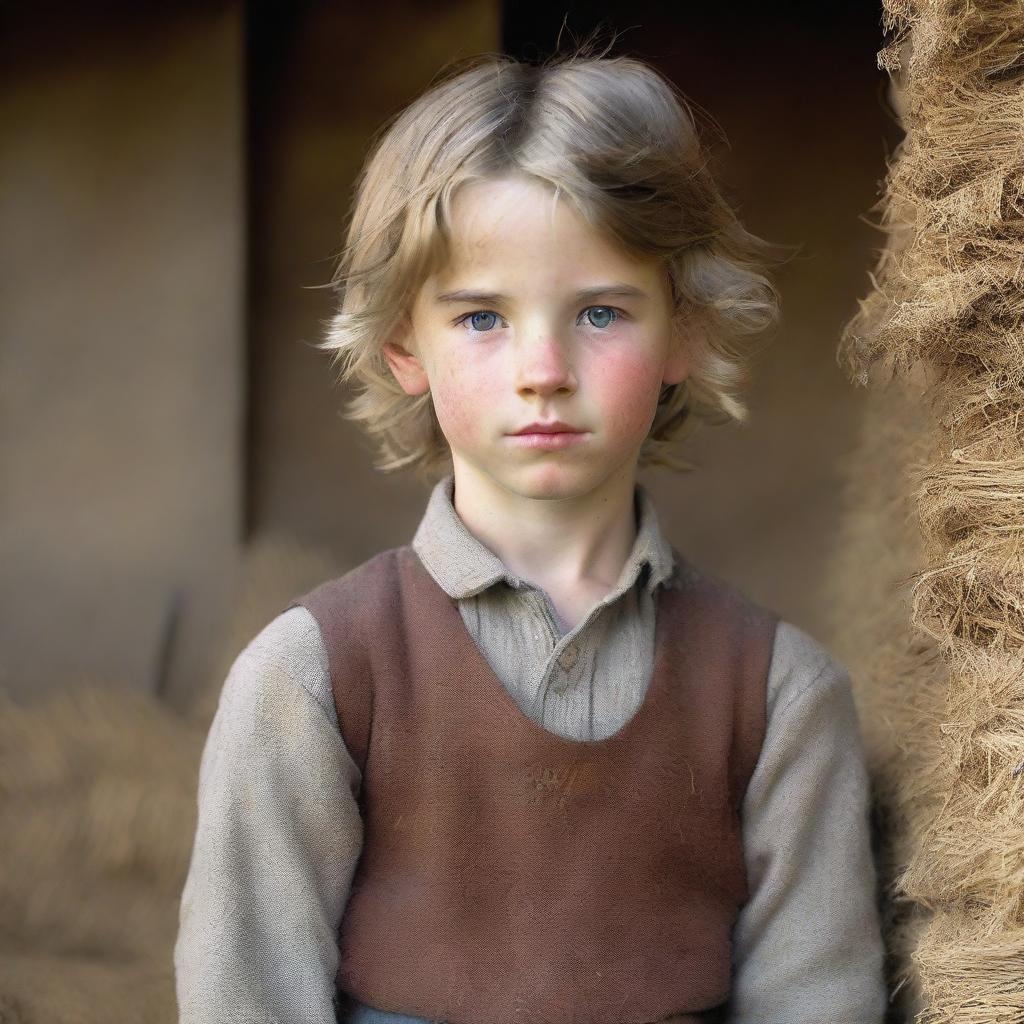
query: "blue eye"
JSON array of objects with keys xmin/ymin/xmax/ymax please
[
  {"xmin": 457, "ymin": 311, "xmax": 502, "ymax": 333},
  {"xmin": 583, "ymin": 306, "xmax": 617, "ymax": 329},
  {"xmin": 455, "ymin": 306, "xmax": 622, "ymax": 334}
]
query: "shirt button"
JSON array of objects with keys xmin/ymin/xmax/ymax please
[{"xmin": 558, "ymin": 644, "xmax": 578, "ymax": 671}]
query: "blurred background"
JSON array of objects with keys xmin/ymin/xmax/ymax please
[{"xmin": 1, "ymin": 0, "xmax": 901, "ymax": 713}]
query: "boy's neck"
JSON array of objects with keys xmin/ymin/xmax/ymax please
[{"xmin": 448, "ymin": 461, "xmax": 640, "ymax": 606}]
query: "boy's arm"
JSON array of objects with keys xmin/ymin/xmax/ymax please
[
  {"xmin": 174, "ymin": 606, "xmax": 362, "ymax": 1024},
  {"xmin": 729, "ymin": 621, "xmax": 887, "ymax": 1024}
]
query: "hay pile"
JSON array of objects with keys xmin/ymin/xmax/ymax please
[
  {"xmin": 0, "ymin": 681, "xmax": 203, "ymax": 1023},
  {"xmin": 0, "ymin": 535, "xmax": 340, "ymax": 1023},
  {"xmin": 828, "ymin": 1, "xmax": 1024, "ymax": 1020}
]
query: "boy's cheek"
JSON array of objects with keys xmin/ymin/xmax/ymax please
[
  {"xmin": 590, "ymin": 359, "xmax": 662, "ymax": 437},
  {"xmin": 431, "ymin": 376, "xmax": 493, "ymax": 443}
]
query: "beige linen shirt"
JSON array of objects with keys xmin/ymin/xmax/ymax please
[{"xmin": 174, "ymin": 474, "xmax": 887, "ymax": 1024}]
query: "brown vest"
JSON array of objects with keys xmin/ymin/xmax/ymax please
[{"xmin": 285, "ymin": 544, "xmax": 778, "ymax": 1024}]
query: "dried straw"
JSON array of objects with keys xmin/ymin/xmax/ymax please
[{"xmin": 832, "ymin": 1, "xmax": 1024, "ymax": 1020}]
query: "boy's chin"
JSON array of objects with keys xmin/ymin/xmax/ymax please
[{"xmin": 486, "ymin": 462, "xmax": 625, "ymax": 503}]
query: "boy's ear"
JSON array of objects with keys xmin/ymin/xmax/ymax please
[
  {"xmin": 382, "ymin": 316, "xmax": 430, "ymax": 396},
  {"xmin": 662, "ymin": 320, "xmax": 693, "ymax": 387}
]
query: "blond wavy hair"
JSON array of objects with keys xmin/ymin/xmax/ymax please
[{"xmin": 318, "ymin": 46, "xmax": 784, "ymax": 483}]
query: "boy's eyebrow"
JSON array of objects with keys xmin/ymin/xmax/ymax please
[{"xmin": 433, "ymin": 283, "xmax": 650, "ymax": 305}]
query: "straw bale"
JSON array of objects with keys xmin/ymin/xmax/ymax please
[{"xmin": 834, "ymin": 0, "xmax": 1024, "ymax": 1019}]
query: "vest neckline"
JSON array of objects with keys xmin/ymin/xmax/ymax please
[{"xmin": 401, "ymin": 544, "xmax": 683, "ymax": 750}]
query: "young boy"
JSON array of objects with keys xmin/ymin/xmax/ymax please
[{"xmin": 174, "ymin": 51, "xmax": 887, "ymax": 1024}]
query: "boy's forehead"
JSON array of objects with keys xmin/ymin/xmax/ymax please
[
  {"xmin": 441, "ymin": 175, "xmax": 651, "ymax": 285},
  {"xmin": 448, "ymin": 175, "xmax": 570, "ymax": 248}
]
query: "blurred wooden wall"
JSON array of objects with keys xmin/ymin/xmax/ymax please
[{"xmin": 0, "ymin": 3, "xmax": 244, "ymax": 709}]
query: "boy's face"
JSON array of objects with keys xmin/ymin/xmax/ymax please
[{"xmin": 383, "ymin": 173, "xmax": 690, "ymax": 502}]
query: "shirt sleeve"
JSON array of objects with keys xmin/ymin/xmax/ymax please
[
  {"xmin": 728, "ymin": 620, "xmax": 888, "ymax": 1024},
  {"xmin": 174, "ymin": 605, "xmax": 363, "ymax": 1024}
]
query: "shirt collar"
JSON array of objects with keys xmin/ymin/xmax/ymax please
[{"xmin": 411, "ymin": 472, "xmax": 677, "ymax": 601}]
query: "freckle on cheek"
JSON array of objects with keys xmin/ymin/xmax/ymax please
[
  {"xmin": 600, "ymin": 363, "xmax": 660, "ymax": 435},
  {"xmin": 435, "ymin": 385, "xmax": 475, "ymax": 441}
]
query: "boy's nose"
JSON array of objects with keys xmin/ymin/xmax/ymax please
[{"xmin": 514, "ymin": 336, "xmax": 577, "ymax": 397}]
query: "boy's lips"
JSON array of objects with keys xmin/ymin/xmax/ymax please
[
  {"xmin": 508, "ymin": 421, "xmax": 583, "ymax": 435},
  {"xmin": 505, "ymin": 424, "xmax": 590, "ymax": 450}
]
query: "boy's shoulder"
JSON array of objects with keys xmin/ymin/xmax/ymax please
[
  {"xmin": 287, "ymin": 543, "xmax": 417, "ymax": 611},
  {"xmin": 765, "ymin": 618, "xmax": 854, "ymax": 722},
  {"xmin": 663, "ymin": 556, "xmax": 853, "ymax": 717},
  {"xmin": 668, "ymin": 550, "xmax": 781, "ymax": 633}
]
